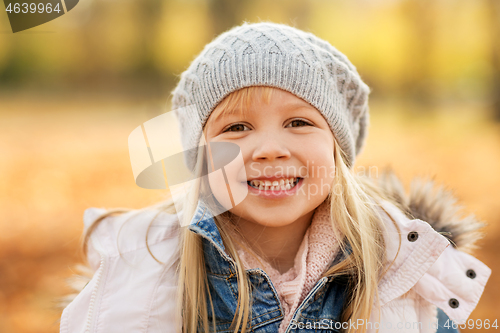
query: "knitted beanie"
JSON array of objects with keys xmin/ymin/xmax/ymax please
[{"xmin": 171, "ymin": 22, "xmax": 370, "ymax": 170}]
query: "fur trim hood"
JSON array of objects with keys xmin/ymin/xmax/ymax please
[{"xmin": 374, "ymin": 170, "xmax": 485, "ymax": 254}]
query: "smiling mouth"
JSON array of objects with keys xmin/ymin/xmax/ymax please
[{"xmin": 247, "ymin": 177, "xmax": 301, "ymax": 191}]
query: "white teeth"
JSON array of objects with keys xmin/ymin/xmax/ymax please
[{"xmin": 248, "ymin": 177, "xmax": 300, "ymax": 190}]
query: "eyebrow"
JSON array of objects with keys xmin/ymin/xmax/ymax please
[
  {"xmin": 285, "ymin": 99, "xmax": 313, "ymax": 107},
  {"xmin": 209, "ymin": 98, "xmax": 316, "ymax": 125},
  {"xmin": 283, "ymin": 101, "xmax": 318, "ymax": 113},
  {"xmin": 210, "ymin": 107, "xmax": 247, "ymax": 124}
]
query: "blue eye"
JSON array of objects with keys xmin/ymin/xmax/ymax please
[{"xmin": 223, "ymin": 123, "xmax": 249, "ymax": 132}]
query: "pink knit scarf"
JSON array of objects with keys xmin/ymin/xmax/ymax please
[{"xmin": 233, "ymin": 201, "xmax": 340, "ymax": 332}]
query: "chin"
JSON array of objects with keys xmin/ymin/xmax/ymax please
[
  {"xmin": 257, "ymin": 219, "xmax": 296, "ymax": 228},
  {"xmin": 244, "ymin": 211, "xmax": 300, "ymax": 228}
]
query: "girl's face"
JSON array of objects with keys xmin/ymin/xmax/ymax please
[{"xmin": 205, "ymin": 88, "xmax": 335, "ymax": 229}]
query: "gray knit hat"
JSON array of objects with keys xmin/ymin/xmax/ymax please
[{"xmin": 172, "ymin": 22, "xmax": 370, "ymax": 170}]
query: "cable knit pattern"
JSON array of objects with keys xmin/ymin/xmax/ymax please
[{"xmin": 234, "ymin": 201, "xmax": 340, "ymax": 332}]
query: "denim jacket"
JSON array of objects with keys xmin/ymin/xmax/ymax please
[
  {"xmin": 189, "ymin": 204, "xmax": 351, "ymax": 332},
  {"xmin": 187, "ymin": 203, "xmax": 484, "ymax": 333}
]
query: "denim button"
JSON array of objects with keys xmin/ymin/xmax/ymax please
[
  {"xmin": 449, "ymin": 298, "xmax": 459, "ymax": 308},
  {"xmin": 407, "ymin": 231, "xmax": 419, "ymax": 242},
  {"xmin": 466, "ymin": 269, "xmax": 476, "ymax": 279}
]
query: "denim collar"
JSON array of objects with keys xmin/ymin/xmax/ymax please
[
  {"xmin": 187, "ymin": 202, "xmax": 351, "ymax": 271},
  {"xmin": 187, "ymin": 203, "xmax": 235, "ymax": 264}
]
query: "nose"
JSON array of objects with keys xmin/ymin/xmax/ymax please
[{"xmin": 251, "ymin": 133, "xmax": 291, "ymax": 162}]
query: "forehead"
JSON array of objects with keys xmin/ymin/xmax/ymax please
[{"xmin": 207, "ymin": 87, "xmax": 314, "ymax": 125}]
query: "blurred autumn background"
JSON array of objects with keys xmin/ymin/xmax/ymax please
[{"xmin": 1, "ymin": 0, "xmax": 499, "ymax": 331}]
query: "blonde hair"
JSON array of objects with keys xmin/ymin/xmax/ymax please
[{"xmin": 82, "ymin": 86, "xmax": 400, "ymax": 333}]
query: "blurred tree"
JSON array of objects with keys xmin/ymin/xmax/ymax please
[
  {"xmin": 134, "ymin": 0, "xmax": 171, "ymax": 96},
  {"xmin": 207, "ymin": 0, "xmax": 311, "ymax": 38},
  {"xmin": 136, "ymin": 0, "xmax": 165, "ymax": 74},
  {"xmin": 488, "ymin": 0, "xmax": 500, "ymax": 121},
  {"xmin": 208, "ymin": 0, "xmax": 248, "ymax": 36},
  {"xmin": 0, "ymin": 0, "xmax": 493, "ymax": 106},
  {"xmin": 400, "ymin": 0, "xmax": 437, "ymax": 106},
  {"xmin": 286, "ymin": 0, "xmax": 311, "ymax": 29}
]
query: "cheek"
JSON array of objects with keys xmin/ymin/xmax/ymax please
[
  {"xmin": 309, "ymin": 160, "xmax": 335, "ymax": 195},
  {"xmin": 304, "ymin": 144, "xmax": 336, "ymax": 195},
  {"xmin": 305, "ymin": 144, "xmax": 335, "ymax": 177},
  {"xmin": 207, "ymin": 149, "xmax": 248, "ymax": 211},
  {"xmin": 207, "ymin": 171, "xmax": 227, "ymax": 202}
]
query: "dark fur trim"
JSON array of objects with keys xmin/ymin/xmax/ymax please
[{"xmin": 375, "ymin": 170, "xmax": 486, "ymax": 253}]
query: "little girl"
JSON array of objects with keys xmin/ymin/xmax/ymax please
[{"xmin": 60, "ymin": 22, "xmax": 491, "ymax": 333}]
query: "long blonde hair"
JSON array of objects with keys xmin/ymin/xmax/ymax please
[
  {"xmin": 177, "ymin": 86, "xmax": 398, "ymax": 332},
  {"xmin": 82, "ymin": 86, "xmax": 399, "ymax": 333}
]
